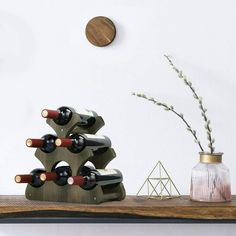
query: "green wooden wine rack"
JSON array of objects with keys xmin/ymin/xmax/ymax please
[{"xmin": 25, "ymin": 107, "xmax": 126, "ymax": 204}]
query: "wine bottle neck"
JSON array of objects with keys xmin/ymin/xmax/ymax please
[
  {"xmin": 40, "ymin": 172, "xmax": 58, "ymax": 181},
  {"xmin": 55, "ymin": 138, "xmax": 73, "ymax": 147},
  {"xmin": 67, "ymin": 176, "xmax": 85, "ymax": 186},
  {"xmin": 41, "ymin": 109, "xmax": 60, "ymax": 119},
  {"xmin": 15, "ymin": 175, "xmax": 33, "ymax": 183},
  {"xmin": 26, "ymin": 138, "xmax": 44, "ymax": 148}
]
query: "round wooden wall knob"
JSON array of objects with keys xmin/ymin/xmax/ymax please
[{"xmin": 85, "ymin": 16, "xmax": 116, "ymax": 47}]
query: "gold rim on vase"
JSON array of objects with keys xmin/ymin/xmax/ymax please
[{"xmin": 199, "ymin": 152, "xmax": 223, "ymax": 163}]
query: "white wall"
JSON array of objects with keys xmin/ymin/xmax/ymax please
[
  {"xmin": 0, "ymin": 224, "xmax": 236, "ymax": 236},
  {"xmin": 0, "ymin": 0, "xmax": 236, "ymax": 235}
]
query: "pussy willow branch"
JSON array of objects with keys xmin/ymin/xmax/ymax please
[
  {"xmin": 132, "ymin": 92, "xmax": 204, "ymax": 152},
  {"xmin": 164, "ymin": 55, "xmax": 215, "ymax": 154}
]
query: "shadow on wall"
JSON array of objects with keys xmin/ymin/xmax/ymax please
[{"xmin": 0, "ymin": 11, "xmax": 34, "ymax": 74}]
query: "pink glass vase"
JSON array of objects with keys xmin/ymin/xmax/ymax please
[{"xmin": 190, "ymin": 152, "xmax": 231, "ymax": 202}]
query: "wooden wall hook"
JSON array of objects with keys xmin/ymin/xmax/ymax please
[{"xmin": 85, "ymin": 16, "xmax": 116, "ymax": 47}]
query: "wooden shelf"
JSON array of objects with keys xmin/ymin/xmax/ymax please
[{"xmin": 0, "ymin": 195, "xmax": 236, "ymax": 223}]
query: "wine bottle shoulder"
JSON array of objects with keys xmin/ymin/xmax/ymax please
[
  {"xmin": 42, "ymin": 134, "xmax": 57, "ymax": 139},
  {"xmin": 30, "ymin": 168, "xmax": 45, "ymax": 174},
  {"xmin": 81, "ymin": 133, "xmax": 109, "ymax": 140},
  {"xmin": 95, "ymin": 169, "xmax": 120, "ymax": 176},
  {"xmin": 76, "ymin": 109, "xmax": 97, "ymax": 117}
]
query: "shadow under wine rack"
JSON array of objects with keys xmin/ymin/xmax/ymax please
[{"xmin": 25, "ymin": 107, "xmax": 126, "ymax": 204}]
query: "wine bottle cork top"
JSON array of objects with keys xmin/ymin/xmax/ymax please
[
  {"xmin": 40, "ymin": 173, "xmax": 47, "ymax": 181},
  {"xmin": 26, "ymin": 139, "xmax": 33, "ymax": 147},
  {"xmin": 15, "ymin": 175, "xmax": 21, "ymax": 183},
  {"xmin": 67, "ymin": 177, "xmax": 74, "ymax": 185},
  {"xmin": 41, "ymin": 109, "xmax": 49, "ymax": 118},
  {"xmin": 55, "ymin": 139, "xmax": 62, "ymax": 146}
]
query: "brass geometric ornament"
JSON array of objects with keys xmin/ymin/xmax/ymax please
[{"xmin": 137, "ymin": 161, "xmax": 180, "ymax": 200}]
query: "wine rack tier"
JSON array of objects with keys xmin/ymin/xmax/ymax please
[{"xmin": 25, "ymin": 110, "xmax": 126, "ymax": 204}]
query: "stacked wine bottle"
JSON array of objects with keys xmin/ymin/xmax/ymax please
[{"xmin": 15, "ymin": 106, "xmax": 126, "ymax": 204}]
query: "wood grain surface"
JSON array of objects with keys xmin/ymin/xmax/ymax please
[
  {"xmin": 85, "ymin": 16, "xmax": 116, "ymax": 47},
  {"xmin": 0, "ymin": 195, "xmax": 236, "ymax": 220}
]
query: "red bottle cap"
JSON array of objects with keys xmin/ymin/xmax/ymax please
[
  {"xmin": 55, "ymin": 138, "xmax": 73, "ymax": 147},
  {"xmin": 26, "ymin": 139, "xmax": 44, "ymax": 148},
  {"xmin": 67, "ymin": 176, "xmax": 85, "ymax": 186},
  {"xmin": 15, "ymin": 174, "xmax": 33, "ymax": 183},
  {"xmin": 41, "ymin": 109, "xmax": 60, "ymax": 119},
  {"xmin": 40, "ymin": 172, "xmax": 58, "ymax": 181}
]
